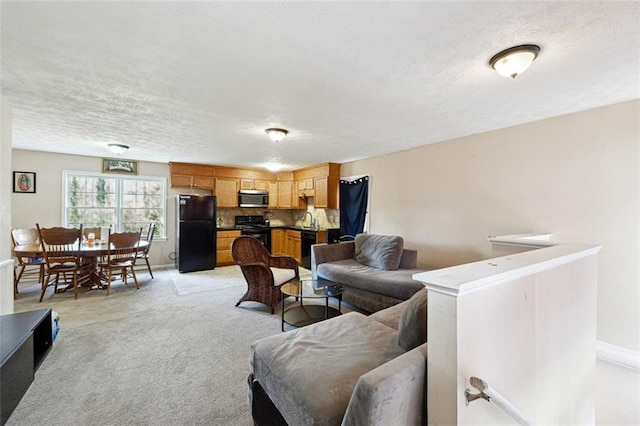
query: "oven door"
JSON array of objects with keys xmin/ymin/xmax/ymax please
[{"xmin": 241, "ymin": 229, "xmax": 271, "ymax": 253}]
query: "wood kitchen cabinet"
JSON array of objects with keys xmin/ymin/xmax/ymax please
[
  {"xmin": 216, "ymin": 230, "xmax": 241, "ymax": 266},
  {"xmin": 215, "ymin": 178, "xmax": 238, "ymax": 207},
  {"xmin": 314, "ymin": 176, "xmax": 330, "ymax": 208},
  {"xmin": 169, "ymin": 162, "xmax": 215, "ymax": 189},
  {"xmin": 277, "ymin": 181, "xmax": 293, "ymax": 209},
  {"xmin": 240, "ymin": 179, "xmax": 268, "ymax": 191},
  {"xmin": 268, "ymin": 182, "xmax": 279, "ymax": 209},
  {"xmin": 286, "ymin": 230, "xmax": 302, "ymax": 264},
  {"xmin": 271, "ymin": 229, "xmax": 286, "ymax": 255}
]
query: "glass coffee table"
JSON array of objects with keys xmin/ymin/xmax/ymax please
[{"xmin": 280, "ymin": 279, "xmax": 343, "ymax": 331}]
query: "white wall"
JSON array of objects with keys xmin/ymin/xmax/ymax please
[
  {"xmin": 10, "ymin": 150, "xmax": 199, "ymax": 268},
  {"xmin": 341, "ymin": 99, "xmax": 639, "ymax": 355},
  {"xmin": 0, "ymin": 102, "xmax": 14, "ymax": 314}
]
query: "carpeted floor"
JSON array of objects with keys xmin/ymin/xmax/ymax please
[{"xmin": 8, "ymin": 265, "xmax": 321, "ymax": 426}]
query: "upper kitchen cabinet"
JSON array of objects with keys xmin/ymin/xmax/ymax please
[
  {"xmin": 169, "ymin": 162, "xmax": 215, "ymax": 189},
  {"xmin": 215, "ymin": 178, "xmax": 238, "ymax": 207},
  {"xmin": 240, "ymin": 179, "xmax": 268, "ymax": 191},
  {"xmin": 294, "ymin": 163, "xmax": 340, "ymax": 209},
  {"xmin": 277, "ymin": 181, "xmax": 293, "ymax": 209}
]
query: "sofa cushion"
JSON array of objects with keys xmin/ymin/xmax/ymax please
[
  {"xmin": 250, "ymin": 312, "xmax": 404, "ymax": 426},
  {"xmin": 398, "ymin": 288, "xmax": 427, "ymax": 351},
  {"xmin": 369, "ymin": 298, "xmax": 410, "ymax": 330},
  {"xmin": 355, "ymin": 234, "xmax": 404, "ymax": 271},
  {"xmin": 317, "ymin": 259, "xmax": 426, "ymax": 301}
]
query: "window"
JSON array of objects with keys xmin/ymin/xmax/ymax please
[{"xmin": 63, "ymin": 171, "xmax": 166, "ymax": 239}]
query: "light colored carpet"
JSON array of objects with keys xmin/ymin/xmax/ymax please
[
  {"xmin": 169, "ymin": 265, "xmax": 247, "ymax": 295},
  {"xmin": 8, "ymin": 265, "xmax": 323, "ymax": 426}
]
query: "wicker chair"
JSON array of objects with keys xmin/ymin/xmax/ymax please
[{"xmin": 232, "ymin": 235, "xmax": 299, "ymax": 314}]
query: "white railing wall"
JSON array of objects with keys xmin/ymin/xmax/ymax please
[{"xmin": 414, "ymin": 237, "xmax": 601, "ymax": 425}]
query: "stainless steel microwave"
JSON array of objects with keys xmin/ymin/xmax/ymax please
[{"xmin": 238, "ymin": 190, "xmax": 269, "ymax": 208}]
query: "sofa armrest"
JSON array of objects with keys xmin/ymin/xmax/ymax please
[
  {"xmin": 399, "ymin": 249, "xmax": 417, "ymax": 269},
  {"xmin": 341, "ymin": 343, "xmax": 427, "ymax": 426},
  {"xmin": 311, "ymin": 242, "xmax": 355, "ymax": 279}
]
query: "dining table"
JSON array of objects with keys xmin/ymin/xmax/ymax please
[{"xmin": 12, "ymin": 240, "xmax": 149, "ymax": 289}]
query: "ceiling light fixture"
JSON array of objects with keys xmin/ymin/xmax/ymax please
[
  {"xmin": 108, "ymin": 143, "xmax": 130, "ymax": 155},
  {"xmin": 265, "ymin": 128, "xmax": 288, "ymax": 143},
  {"xmin": 490, "ymin": 44, "xmax": 540, "ymax": 79}
]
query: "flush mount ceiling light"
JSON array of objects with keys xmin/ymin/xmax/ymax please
[
  {"xmin": 490, "ymin": 44, "xmax": 541, "ymax": 79},
  {"xmin": 108, "ymin": 143, "xmax": 129, "ymax": 155},
  {"xmin": 265, "ymin": 128, "xmax": 288, "ymax": 143}
]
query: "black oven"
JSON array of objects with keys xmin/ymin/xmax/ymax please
[{"xmin": 235, "ymin": 215, "xmax": 271, "ymax": 252}]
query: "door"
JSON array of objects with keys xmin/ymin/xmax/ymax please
[{"xmin": 339, "ymin": 176, "xmax": 369, "ymax": 240}]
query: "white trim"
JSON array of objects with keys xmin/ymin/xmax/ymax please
[
  {"xmin": 414, "ymin": 243, "xmax": 601, "ymax": 297},
  {"xmin": 596, "ymin": 341, "xmax": 640, "ymax": 372},
  {"xmin": 0, "ymin": 258, "xmax": 14, "ymax": 269}
]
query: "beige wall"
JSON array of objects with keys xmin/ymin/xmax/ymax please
[
  {"xmin": 1, "ymin": 102, "xmax": 14, "ymax": 314},
  {"xmin": 341, "ymin": 99, "xmax": 639, "ymax": 352},
  {"xmin": 10, "ymin": 150, "xmax": 195, "ymax": 267}
]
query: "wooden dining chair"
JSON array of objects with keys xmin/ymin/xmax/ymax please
[
  {"xmin": 11, "ymin": 228, "xmax": 46, "ymax": 298},
  {"xmin": 136, "ymin": 224, "xmax": 156, "ymax": 279},
  {"xmin": 36, "ymin": 224, "xmax": 92, "ymax": 302},
  {"xmin": 99, "ymin": 229, "xmax": 142, "ymax": 296}
]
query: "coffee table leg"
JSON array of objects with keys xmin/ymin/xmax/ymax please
[
  {"xmin": 325, "ymin": 297, "xmax": 329, "ymax": 319},
  {"xmin": 281, "ymin": 295, "xmax": 285, "ymax": 332}
]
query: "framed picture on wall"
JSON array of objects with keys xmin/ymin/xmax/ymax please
[
  {"xmin": 13, "ymin": 171, "xmax": 36, "ymax": 193},
  {"xmin": 102, "ymin": 158, "xmax": 138, "ymax": 175}
]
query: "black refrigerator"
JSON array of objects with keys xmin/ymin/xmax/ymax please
[{"xmin": 176, "ymin": 195, "xmax": 217, "ymax": 273}]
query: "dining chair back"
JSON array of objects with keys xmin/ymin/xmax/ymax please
[
  {"xmin": 100, "ymin": 229, "xmax": 142, "ymax": 295},
  {"xmin": 11, "ymin": 227, "xmax": 45, "ymax": 298},
  {"xmin": 36, "ymin": 224, "xmax": 91, "ymax": 302},
  {"xmin": 136, "ymin": 223, "xmax": 156, "ymax": 278}
]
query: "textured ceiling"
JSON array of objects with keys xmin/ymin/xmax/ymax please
[{"xmin": 2, "ymin": 1, "xmax": 639, "ymax": 171}]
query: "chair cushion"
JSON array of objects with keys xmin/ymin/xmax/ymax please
[
  {"xmin": 270, "ymin": 267, "xmax": 296, "ymax": 286},
  {"xmin": 354, "ymin": 234, "xmax": 404, "ymax": 270},
  {"xmin": 397, "ymin": 288, "xmax": 427, "ymax": 351}
]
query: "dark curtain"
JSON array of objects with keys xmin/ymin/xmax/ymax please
[{"xmin": 339, "ymin": 176, "xmax": 369, "ymax": 239}]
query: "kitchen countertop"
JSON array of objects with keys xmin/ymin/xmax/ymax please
[{"xmin": 216, "ymin": 226, "xmax": 339, "ymax": 233}]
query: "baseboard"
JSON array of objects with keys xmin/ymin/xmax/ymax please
[{"xmin": 596, "ymin": 340, "xmax": 640, "ymax": 372}]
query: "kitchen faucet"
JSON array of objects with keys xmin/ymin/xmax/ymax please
[{"xmin": 303, "ymin": 211, "xmax": 315, "ymax": 229}]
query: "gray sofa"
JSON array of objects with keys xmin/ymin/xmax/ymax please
[
  {"xmin": 312, "ymin": 234, "xmax": 427, "ymax": 313},
  {"xmin": 249, "ymin": 288, "xmax": 427, "ymax": 425}
]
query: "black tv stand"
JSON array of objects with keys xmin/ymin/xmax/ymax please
[{"xmin": 0, "ymin": 308, "xmax": 53, "ymax": 426}]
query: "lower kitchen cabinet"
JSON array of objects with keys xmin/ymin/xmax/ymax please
[
  {"xmin": 286, "ymin": 230, "xmax": 302, "ymax": 265},
  {"xmin": 217, "ymin": 230, "xmax": 241, "ymax": 266},
  {"xmin": 271, "ymin": 229, "xmax": 286, "ymax": 255}
]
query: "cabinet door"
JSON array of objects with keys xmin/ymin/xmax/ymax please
[
  {"xmin": 216, "ymin": 230, "xmax": 241, "ymax": 266},
  {"xmin": 277, "ymin": 181, "xmax": 293, "ymax": 208},
  {"xmin": 314, "ymin": 176, "xmax": 329, "ymax": 208},
  {"xmin": 216, "ymin": 178, "xmax": 238, "ymax": 207},
  {"xmin": 268, "ymin": 182, "xmax": 279, "ymax": 209},
  {"xmin": 193, "ymin": 175, "xmax": 214, "ymax": 189},
  {"xmin": 271, "ymin": 229, "xmax": 286, "ymax": 255},
  {"xmin": 254, "ymin": 180, "xmax": 268, "ymax": 191},
  {"xmin": 239, "ymin": 179, "xmax": 254, "ymax": 190},
  {"xmin": 285, "ymin": 230, "xmax": 302, "ymax": 264},
  {"xmin": 171, "ymin": 174, "xmax": 193, "ymax": 188}
]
